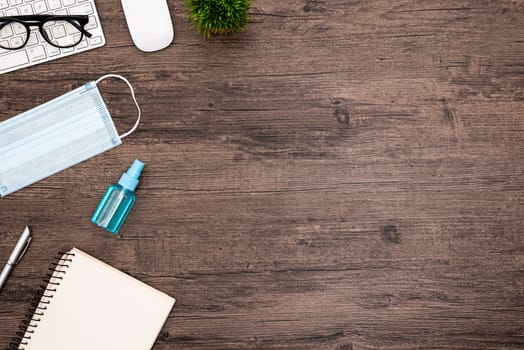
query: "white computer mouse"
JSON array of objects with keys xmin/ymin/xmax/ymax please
[{"xmin": 121, "ymin": 0, "xmax": 174, "ymax": 52}]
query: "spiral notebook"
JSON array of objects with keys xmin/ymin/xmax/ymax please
[{"xmin": 12, "ymin": 248, "xmax": 175, "ymax": 350}]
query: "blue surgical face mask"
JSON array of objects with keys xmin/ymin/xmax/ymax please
[{"xmin": 0, "ymin": 74, "xmax": 141, "ymax": 197}]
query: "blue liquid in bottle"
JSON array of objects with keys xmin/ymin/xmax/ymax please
[{"xmin": 91, "ymin": 159, "xmax": 145, "ymax": 234}]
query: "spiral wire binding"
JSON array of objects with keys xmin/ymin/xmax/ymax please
[{"xmin": 8, "ymin": 252, "xmax": 75, "ymax": 350}]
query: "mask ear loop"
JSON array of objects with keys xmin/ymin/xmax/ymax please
[{"xmin": 95, "ymin": 74, "xmax": 141, "ymax": 139}]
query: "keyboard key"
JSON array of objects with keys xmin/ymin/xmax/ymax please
[
  {"xmin": 47, "ymin": 0, "xmax": 61, "ymax": 10},
  {"xmin": 27, "ymin": 44, "xmax": 46, "ymax": 60},
  {"xmin": 53, "ymin": 8, "xmax": 67, "ymax": 15},
  {"xmin": 69, "ymin": 2, "xmax": 92, "ymax": 15},
  {"xmin": 56, "ymin": 34, "xmax": 74, "ymax": 46},
  {"xmin": 76, "ymin": 38, "xmax": 87, "ymax": 49},
  {"xmin": 89, "ymin": 35, "xmax": 101, "ymax": 45},
  {"xmin": 13, "ymin": 22, "xmax": 26, "ymax": 35},
  {"xmin": 33, "ymin": 0, "xmax": 47, "ymax": 13},
  {"xmin": 26, "ymin": 33, "xmax": 38, "ymax": 46},
  {"xmin": 9, "ymin": 0, "xmax": 22, "ymax": 5},
  {"xmin": 5, "ymin": 8, "xmax": 19, "ymax": 15},
  {"xmin": 52, "ymin": 25, "xmax": 66, "ymax": 38},
  {"xmin": 61, "ymin": 46, "xmax": 73, "ymax": 53},
  {"xmin": 0, "ymin": 50, "xmax": 29, "ymax": 71},
  {"xmin": 19, "ymin": 4, "xmax": 33, "ymax": 14},
  {"xmin": 32, "ymin": 29, "xmax": 45, "ymax": 41},
  {"xmin": 85, "ymin": 15, "xmax": 96, "ymax": 30},
  {"xmin": 66, "ymin": 22, "xmax": 78, "ymax": 34},
  {"xmin": 0, "ymin": 40, "xmax": 9, "ymax": 53},
  {"xmin": 0, "ymin": 0, "xmax": 8, "ymax": 8},
  {"xmin": 62, "ymin": 0, "xmax": 75, "ymax": 5},
  {"xmin": 45, "ymin": 43, "xmax": 60, "ymax": 56},
  {"xmin": 10, "ymin": 36, "xmax": 23, "ymax": 48},
  {"xmin": 0, "ymin": 24, "xmax": 13, "ymax": 38}
]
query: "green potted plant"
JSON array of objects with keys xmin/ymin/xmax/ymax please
[{"xmin": 185, "ymin": 0, "xmax": 250, "ymax": 37}]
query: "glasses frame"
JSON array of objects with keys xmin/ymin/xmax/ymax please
[{"xmin": 0, "ymin": 15, "xmax": 92, "ymax": 50}]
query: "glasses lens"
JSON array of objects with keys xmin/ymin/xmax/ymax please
[
  {"xmin": 0, "ymin": 21, "xmax": 28, "ymax": 49},
  {"xmin": 43, "ymin": 19, "xmax": 83, "ymax": 48}
]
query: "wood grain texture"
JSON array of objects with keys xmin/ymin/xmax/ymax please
[{"xmin": 1, "ymin": 0, "xmax": 523, "ymax": 349}]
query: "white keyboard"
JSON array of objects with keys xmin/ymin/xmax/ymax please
[{"xmin": 0, "ymin": 0, "xmax": 105, "ymax": 75}]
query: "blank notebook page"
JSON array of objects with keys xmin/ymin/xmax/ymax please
[{"xmin": 23, "ymin": 247, "xmax": 175, "ymax": 350}]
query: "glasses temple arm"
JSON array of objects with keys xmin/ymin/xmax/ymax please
[{"xmin": 69, "ymin": 20, "xmax": 92, "ymax": 37}]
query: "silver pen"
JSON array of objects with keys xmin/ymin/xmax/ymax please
[{"xmin": 0, "ymin": 226, "xmax": 32, "ymax": 292}]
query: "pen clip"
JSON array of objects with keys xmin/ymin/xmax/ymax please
[{"xmin": 15, "ymin": 236, "xmax": 32, "ymax": 265}]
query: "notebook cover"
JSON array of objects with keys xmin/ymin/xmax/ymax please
[{"xmin": 21, "ymin": 248, "xmax": 175, "ymax": 350}]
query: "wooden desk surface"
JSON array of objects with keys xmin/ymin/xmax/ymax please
[{"xmin": 1, "ymin": 1, "xmax": 523, "ymax": 349}]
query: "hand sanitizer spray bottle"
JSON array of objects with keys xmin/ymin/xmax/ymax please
[{"xmin": 91, "ymin": 159, "xmax": 145, "ymax": 234}]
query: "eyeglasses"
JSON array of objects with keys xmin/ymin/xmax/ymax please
[{"xmin": 0, "ymin": 15, "xmax": 92, "ymax": 50}]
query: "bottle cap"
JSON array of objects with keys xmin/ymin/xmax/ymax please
[{"xmin": 118, "ymin": 159, "xmax": 145, "ymax": 191}]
